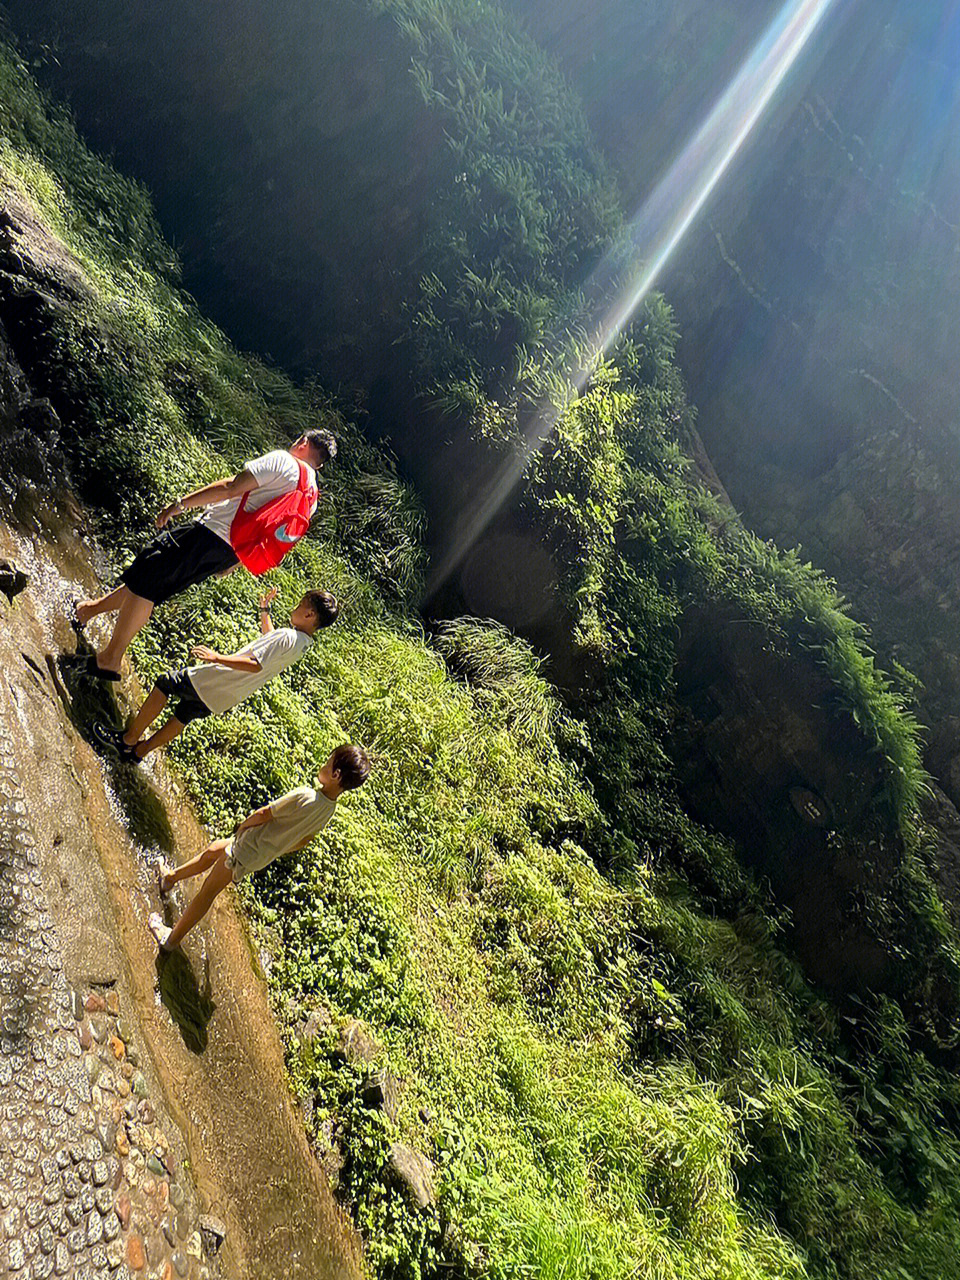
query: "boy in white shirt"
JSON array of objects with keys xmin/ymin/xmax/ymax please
[
  {"xmin": 75, "ymin": 431, "xmax": 336, "ymax": 679},
  {"xmin": 92, "ymin": 586, "xmax": 338, "ymax": 762},
  {"xmin": 148, "ymin": 745, "xmax": 371, "ymax": 951}
]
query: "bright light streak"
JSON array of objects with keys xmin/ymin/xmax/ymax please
[{"xmin": 426, "ymin": 0, "xmax": 838, "ymax": 601}]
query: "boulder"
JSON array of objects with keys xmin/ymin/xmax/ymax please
[{"xmin": 386, "ymin": 1143, "xmax": 436, "ymax": 1211}]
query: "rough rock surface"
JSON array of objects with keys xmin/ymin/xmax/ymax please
[
  {"xmin": 386, "ymin": 1144, "xmax": 436, "ymax": 1212},
  {"xmin": 0, "ymin": 707, "xmax": 216, "ymax": 1280},
  {"xmin": 674, "ymin": 605, "xmax": 907, "ymax": 995}
]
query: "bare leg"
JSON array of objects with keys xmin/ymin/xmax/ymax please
[
  {"xmin": 123, "ymin": 688, "xmax": 168, "ymax": 747},
  {"xmin": 75, "ymin": 584, "xmax": 129, "ymax": 626},
  {"xmin": 133, "ymin": 716, "xmax": 184, "ymax": 761},
  {"xmin": 159, "ymin": 838, "xmax": 229, "ymax": 892},
  {"xmin": 152, "ymin": 850, "xmax": 233, "ymax": 950},
  {"xmin": 98, "ymin": 591, "xmax": 154, "ymax": 672}
]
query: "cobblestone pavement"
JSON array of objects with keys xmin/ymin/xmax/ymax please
[{"xmin": 0, "ymin": 711, "xmax": 221, "ymax": 1280}]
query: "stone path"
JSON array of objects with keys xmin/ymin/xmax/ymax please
[{"xmin": 0, "ymin": 709, "xmax": 220, "ymax": 1280}]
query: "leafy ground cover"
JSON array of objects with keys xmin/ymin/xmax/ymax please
[{"xmin": 2, "ymin": 33, "xmax": 960, "ymax": 1280}]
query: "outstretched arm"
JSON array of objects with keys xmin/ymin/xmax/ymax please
[
  {"xmin": 189, "ymin": 644, "xmax": 263, "ymax": 673},
  {"xmin": 259, "ymin": 587, "xmax": 278, "ymax": 634},
  {"xmin": 156, "ymin": 468, "xmax": 259, "ymax": 528}
]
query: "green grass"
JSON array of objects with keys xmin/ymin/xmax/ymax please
[{"xmin": 2, "ymin": 34, "xmax": 960, "ymax": 1280}]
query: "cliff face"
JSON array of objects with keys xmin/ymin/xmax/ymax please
[{"xmin": 506, "ymin": 0, "xmax": 960, "ymax": 807}]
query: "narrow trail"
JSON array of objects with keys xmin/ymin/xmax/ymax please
[{"xmin": 0, "ymin": 504, "xmax": 362, "ymax": 1280}]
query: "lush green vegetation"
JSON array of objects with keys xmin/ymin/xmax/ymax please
[{"xmin": 3, "ymin": 31, "xmax": 960, "ymax": 1280}]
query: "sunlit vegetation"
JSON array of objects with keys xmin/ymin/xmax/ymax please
[{"xmin": 2, "ymin": 25, "xmax": 960, "ymax": 1280}]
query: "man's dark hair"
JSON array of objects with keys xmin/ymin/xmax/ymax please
[
  {"xmin": 330, "ymin": 744, "xmax": 371, "ymax": 791},
  {"xmin": 304, "ymin": 589, "xmax": 339, "ymax": 628},
  {"xmin": 304, "ymin": 430, "xmax": 337, "ymax": 465}
]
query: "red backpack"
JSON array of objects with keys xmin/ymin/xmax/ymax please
[{"xmin": 229, "ymin": 461, "xmax": 318, "ymax": 575}]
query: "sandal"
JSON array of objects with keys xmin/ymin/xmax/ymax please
[
  {"xmin": 85, "ymin": 654, "xmax": 121, "ymax": 682},
  {"xmin": 157, "ymin": 859, "xmax": 175, "ymax": 897},
  {"xmin": 148, "ymin": 912, "xmax": 177, "ymax": 952}
]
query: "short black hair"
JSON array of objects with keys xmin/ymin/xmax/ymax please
[
  {"xmin": 304, "ymin": 430, "xmax": 337, "ymax": 465},
  {"xmin": 303, "ymin": 589, "xmax": 339, "ymax": 628},
  {"xmin": 330, "ymin": 744, "xmax": 371, "ymax": 790}
]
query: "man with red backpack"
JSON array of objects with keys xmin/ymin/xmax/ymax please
[{"xmin": 74, "ymin": 431, "xmax": 336, "ymax": 679}]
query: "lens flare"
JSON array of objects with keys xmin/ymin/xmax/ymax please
[{"xmin": 426, "ymin": 0, "xmax": 839, "ymax": 601}]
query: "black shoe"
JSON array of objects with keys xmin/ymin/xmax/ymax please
[{"xmin": 91, "ymin": 720, "xmax": 141, "ymax": 764}]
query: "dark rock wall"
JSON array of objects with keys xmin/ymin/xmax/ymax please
[
  {"xmin": 507, "ymin": 1, "xmax": 960, "ymax": 807},
  {"xmin": 2, "ymin": 0, "xmax": 445, "ymax": 380}
]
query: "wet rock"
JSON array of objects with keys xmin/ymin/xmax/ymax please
[
  {"xmin": 97, "ymin": 1121, "xmax": 117, "ymax": 1153},
  {"xmin": 19, "ymin": 396, "xmax": 60, "ymax": 440},
  {"xmin": 386, "ymin": 1143, "xmax": 436, "ymax": 1210},
  {"xmin": 114, "ymin": 1196, "xmax": 131, "ymax": 1230},
  {"xmin": 125, "ymin": 1234, "xmax": 145, "ymax": 1271},
  {"xmin": 0, "ymin": 559, "xmax": 28, "ymax": 603},
  {"xmin": 198, "ymin": 1215, "xmax": 226, "ymax": 1257}
]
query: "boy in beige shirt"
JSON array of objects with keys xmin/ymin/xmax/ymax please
[{"xmin": 148, "ymin": 744, "xmax": 371, "ymax": 950}]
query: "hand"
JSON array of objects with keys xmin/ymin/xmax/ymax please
[
  {"xmin": 155, "ymin": 499, "xmax": 182, "ymax": 529},
  {"xmin": 189, "ymin": 644, "xmax": 219, "ymax": 663},
  {"xmin": 259, "ymin": 587, "xmax": 279, "ymax": 611}
]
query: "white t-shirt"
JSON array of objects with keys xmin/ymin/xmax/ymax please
[
  {"xmin": 227, "ymin": 785, "xmax": 337, "ymax": 879},
  {"xmin": 186, "ymin": 627, "xmax": 313, "ymax": 714},
  {"xmin": 199, "ymin": 449, "xmax": 318, "ymax": 545}
]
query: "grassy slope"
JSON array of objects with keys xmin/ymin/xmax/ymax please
[{"xmin": 3, "ymin": 33, "xmax": 960, "ymax": 1280}]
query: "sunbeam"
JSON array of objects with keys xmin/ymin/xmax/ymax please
[{"xmin": 426, "ymin": 0, "xmax": 840, "ymax": 601}]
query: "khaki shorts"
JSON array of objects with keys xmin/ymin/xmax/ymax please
[{"xmin": 223, "ymin": 833, "xmax": 255, "ymax": 883}]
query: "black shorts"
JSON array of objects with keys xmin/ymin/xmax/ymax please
[
  {"xmin": 155, "ymin": 669, "xmax": 212, "ymax": 725},
  {"xmin": 121, "ymin": 521, "xmax": 238, "ymax": 606}
]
